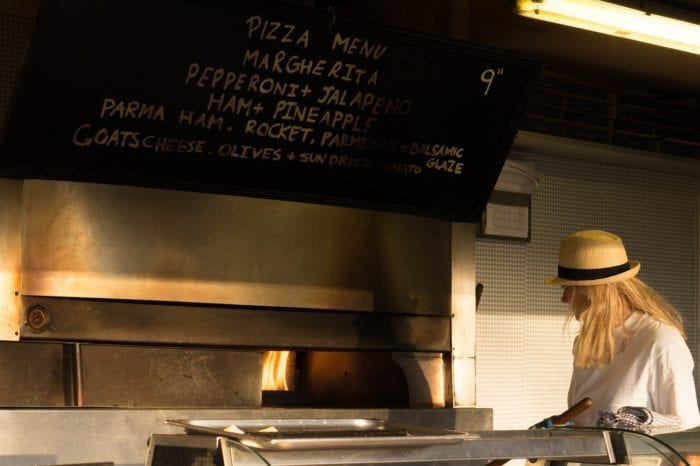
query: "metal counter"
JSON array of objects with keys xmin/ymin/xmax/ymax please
[
  {"xmin": 148, "ymin": 422, "xmax": 700, "ymax": 466},
  {"xmin": 147, "ymin": 425, "xmax": 620, "ymax": 466}
]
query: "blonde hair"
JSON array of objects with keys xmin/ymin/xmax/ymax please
[{"xmin": 569, "ymin": 276, "xmax": 686, "ymax": 368}]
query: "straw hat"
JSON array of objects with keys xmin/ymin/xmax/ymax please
[{"xmin": 546, "ymin": 230, "xmax": 640, "ymax": 286}]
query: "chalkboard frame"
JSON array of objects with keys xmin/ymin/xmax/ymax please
[{"xmin": 0, "ymin": 0, "xmax": 542, "ymax": 223}]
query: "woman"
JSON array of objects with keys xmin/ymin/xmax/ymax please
[{"xmin": 548, "ymin": 229, "xmax": 700, "ymax": 428}]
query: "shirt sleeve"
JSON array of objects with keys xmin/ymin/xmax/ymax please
[{"xmin": 651, "ymin": 338, "xmax": 700, "ymax": 428}]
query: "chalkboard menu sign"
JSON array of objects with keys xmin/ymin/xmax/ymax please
[{"xmin": 0, "ymin": 0, "xmax": 541, "ymax": 222}]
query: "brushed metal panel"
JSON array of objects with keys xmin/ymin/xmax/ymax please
[
  {"xmin": 79, "ymin": 344, "xmax": 261, "ymax": 408},
  {"xmin": 21, "ymin": 180, "xmax": 451, "ymax": 314},
  {"xmin": 451, "ymin": 223, "xmax": 476, "ymax": 407},
  {"xmin": 0, "ymin": 178, "xmax": 22, "ymax": 340},
  {"xmin": 18, "ymin": 297, "xmax": 451, "ymax": 351},
  {"xmin": 0, "ymin": 341, "xmax": 67, "ymax": 406}
]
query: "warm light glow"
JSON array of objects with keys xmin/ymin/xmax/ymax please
[
  {"xmin": 515, "ymin": 0, "xmax": 700, "ymax": 55},
  {"xmin": 262, "ymin": 351, "xmax": 291, "ymax": 390}
]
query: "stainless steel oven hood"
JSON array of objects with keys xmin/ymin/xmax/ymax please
[{"xmin": 9, "ymin": 178, "xmax": 453, "ymax": 338}]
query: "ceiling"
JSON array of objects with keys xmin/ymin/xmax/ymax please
[
  {"xmin": 325, "ymin": 0, "xmax": 700, "ymax": 96},
  {"xmin": 461, "ymin": 0, "xmax": 700, "ymax": 96}
]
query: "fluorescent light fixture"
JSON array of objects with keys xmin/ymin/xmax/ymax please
[{"xmin": 515, "ymin": 0, "xmax": 700, "ymax": 55}]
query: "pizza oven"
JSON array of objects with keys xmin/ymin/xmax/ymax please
[
  {"xmin": 0, "ymin": 177, "xmax": 487, "ymax": 464},
  {"xmin": 1, "ymin": 177, "xmax": 468, "ymax": 405}
]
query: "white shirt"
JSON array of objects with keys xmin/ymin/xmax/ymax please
[{"xmin": 568, "ymin": 312, "xmax": 700, "ymax": 428}]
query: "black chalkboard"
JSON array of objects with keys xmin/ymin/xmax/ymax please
[{"xmin": 0, "ymin": 0, "xmax": 541, "ymax": 222}]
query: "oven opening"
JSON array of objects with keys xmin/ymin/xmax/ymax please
[{"xmin": 261, "ymin": 350, "xmax": 446, "ymax": 409}]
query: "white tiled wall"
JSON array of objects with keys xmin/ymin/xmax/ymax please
[{"xmin": 476, "ymin": 150, "xmax": 698, "ymax": 430}]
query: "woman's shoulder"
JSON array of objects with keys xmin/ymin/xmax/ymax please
[{"xmin": 629, "ymin": 313, "xmax": 687, "ymax": 351}]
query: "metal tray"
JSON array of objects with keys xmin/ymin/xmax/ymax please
[{"xmin": 166, "ymin": 418, "xmax": 471, "ymax": 450}]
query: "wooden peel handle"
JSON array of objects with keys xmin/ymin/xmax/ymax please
[{"xmin": 551, "ymin": 397, "xmax": 593, "ymax": 425}]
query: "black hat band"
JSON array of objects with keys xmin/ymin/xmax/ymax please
[{"xmin": 558, "ymin": 262, "xmax": 631, "ymax": 281}]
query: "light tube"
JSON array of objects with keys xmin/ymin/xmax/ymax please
[{"xmin": 515, "ymin": 0, "xmax": 700, "ymax": 55}]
